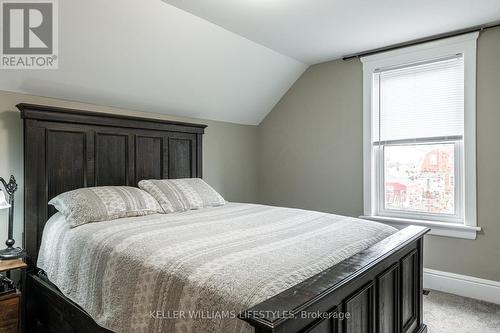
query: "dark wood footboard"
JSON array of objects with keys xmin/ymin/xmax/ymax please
[{"xmin": 240, "ymin": 226, "xmax": 429, "ymax": 333}]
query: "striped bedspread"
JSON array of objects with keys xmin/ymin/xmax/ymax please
[{"xmin": 38, "ymin": 203, "xmax": 396, "ymax": 333}]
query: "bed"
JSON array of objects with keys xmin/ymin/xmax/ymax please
[{"xmin": 19, "ymin": 103, "xmax": 429, "ymax": 333}]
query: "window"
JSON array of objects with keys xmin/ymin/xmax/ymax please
[{"xmin": 361, "ymin": 33, "xmax": 479, "ymax": 239}]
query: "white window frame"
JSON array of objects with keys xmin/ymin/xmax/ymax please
[{"xmin": 360, "ymin": 32, "xmax": 480, "ymax": 239}]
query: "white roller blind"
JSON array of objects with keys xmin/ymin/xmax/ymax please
[{"xmin": 373, "ymin": 56, "xmax": 464, "ymax": 142}]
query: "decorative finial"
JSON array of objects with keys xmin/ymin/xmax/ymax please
[{"xmin": 0, "ymin": 175, "xmax": 17, "ymax": 197}]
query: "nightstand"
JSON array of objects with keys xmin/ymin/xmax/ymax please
[{"xmin": 0, "ymin": 259, "xmax": 27, "ymax": 333}]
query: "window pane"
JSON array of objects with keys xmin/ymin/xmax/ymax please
[
  {"xmin": 374, "ymin": 57, "xmax": 464, "ymax": 142},
  {"xmin": 384, "ymin": 143, "xmax": 455, "ymax": 214}
]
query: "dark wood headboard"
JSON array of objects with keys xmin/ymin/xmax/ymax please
[{"xmin": 18, "ymin": 103, "xmax": 207, "ymax": 267}]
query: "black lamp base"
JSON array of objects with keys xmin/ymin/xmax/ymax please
[{"xmin": 0, "ymin": 247, "xmax": 26, "ymax": 260}]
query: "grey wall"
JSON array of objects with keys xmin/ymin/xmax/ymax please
[
  {"xmin": 258, "ymin": 58, "xmax": 363, "ymax": 217},
  {"xmin": 258, "ymin": 27, "xmax": 500, "ymax": 282},
  {"xmin": 0, "ymin": 90, "xmax": 259, "ymax": 248}
]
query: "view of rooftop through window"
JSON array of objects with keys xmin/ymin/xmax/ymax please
[{"xmin": 384, "ymin": 143, "xmax": 455, "ymax": 215}]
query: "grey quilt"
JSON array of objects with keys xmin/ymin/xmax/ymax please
[{"xmin": 38, "ymin": 203, "xmax": 396, "ymax": 333}]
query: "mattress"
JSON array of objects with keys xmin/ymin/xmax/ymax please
[{"xmin": 37, "ymin": 203, "xmax": 397, "ymax": 333}]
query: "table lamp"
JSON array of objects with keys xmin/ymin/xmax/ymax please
[{"xmin": 0, "ymin": 176, "xmax": 25, "ymax": 260}]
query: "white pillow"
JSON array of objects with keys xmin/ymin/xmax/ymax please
[
  {"xmin": 49, "ymin": 186, "xmax": 162, "ymax": 228},
  {"xmin": 138, "ymin": 178, "xmax": 226, "ymax": 213}
]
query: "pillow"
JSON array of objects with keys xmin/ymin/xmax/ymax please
[
  {"xmin": 138, "ymin": 178, "xmax": 226, "ymax": 213},
  {"xmin": 49, "ymin": 186, "xmax": 162, "ymax": 228}
]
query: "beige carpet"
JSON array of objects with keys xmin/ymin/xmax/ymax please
[{"xmin": 424, "ymin": 290, "xmax": 500, "ymax": 333}]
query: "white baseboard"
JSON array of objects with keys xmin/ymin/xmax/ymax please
[{"xmin": 424, "ymin": 268, "xmax": 500, "ymax": 305}]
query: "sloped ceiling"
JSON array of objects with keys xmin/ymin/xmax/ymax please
[
  {"xmin": 0, "ymin": 0, "xmax": 307, "ymax": 125},
  {"xmin": 163, "ymin": 0, "xmax": 500, "ymax": 64},
  {"xmin": 3, "ymin": 1, "xmax": 498, "ymax": 125}
]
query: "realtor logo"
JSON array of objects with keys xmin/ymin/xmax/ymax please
[{"xmin": 1, "ymin": 0, "xmax": 58, "ymax": 69}]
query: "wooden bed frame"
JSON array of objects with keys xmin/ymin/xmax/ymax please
[{"xmin": 19, "ymin": 103, "xmax": 429, "ymax": 333}]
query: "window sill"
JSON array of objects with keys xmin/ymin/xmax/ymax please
[{"xmin": 359, "ymin": 215, "xmax": 480, "ymax": 240}]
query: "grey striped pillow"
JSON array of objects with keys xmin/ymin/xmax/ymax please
[
  {"xmin": 49, "ymin": 186, "xmax": 163, "ymax": 228},
  {"xmin": 138, "ymin": 178, "xmax": 226, "ymax": 213}
]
